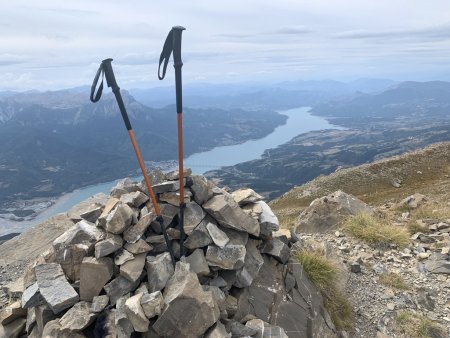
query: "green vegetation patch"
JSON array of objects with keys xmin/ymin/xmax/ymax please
[
  {"xmin": 343, "ymin": 213, "xmax": 409, "ymax": 249},
  {"xmin": 378, "ymin": 272, "xmax": 410, "ymax": 291},
  {"xmin": 395, "ymin": 311, "xmax": 446, "ymax": 338}
]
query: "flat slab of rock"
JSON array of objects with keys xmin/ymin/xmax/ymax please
[
  {"xmin": 294, "ymin": 190, "xmax": 374, "ymax": 233},
  {"xmin": 34, "ymin": 263, "xmax": 79, "ymax": 314},
  {"xmin": 153, "ymin": 262, "xmax": 219, "ymax": 338},
  {"xmin": 123, "ymin": 212, "xmax": 154, "ymax": 243},
  {"xmin": 105, "ymin": 203, "xmax": 134, "ymax": 234},
  {"xmin": 124, "ymin": 238, "xmax": 152, "ymax": 254},
  {"xmin": 59, "ymin": 301, "xmax": 97, "ymax": 331},
  {"xmin": 0, "ymin": 301, "xmax": 27, "ymax": 326},
  {"xmin": 232, "ymin": 188, "xmax": 263, "ymax": 206},
  {"xmin": 22, "ymin": 282, "xmax": 44, "ymax": 309},
  {"xmin": 206, "ymin": 244, "xmax": 246, "ymax": 270},
  {"xmin": 104, "ymin": 275, "xmax": 141, "ymax": 306},
  {"xmin": 146, "ymin": 252, "xmax": 175, "ymax": 292},
  {"xmin": 120, "ymin": 191, "xmax": 149, "ymax": 208},
  {"xmin": 184, "ymin": 219, "xmax": 213, "ymax": 250},
  {"xmin": 181, "ymin": 249, "xmax": 210, "ymax": 277},
  {"xmin": 190, "ymin": 175, "xmax": 212, "ymax": 205},
  {"xmin": 67, "ymin": 193, "xmax": 107, "ymax": 222},
  {"xmin": 260, "ymin": 238, "xmax": 290, "ymax": 264},
  {"xmin": 184, "ymin": 201, "xmax": 206, "ymax": 235},
  {"xmin": 95, "ymin": 234, "xmax": 123, "ymax": 259},
  {"xmin": 79, "ymin": 257, "xmax": 113, "ymax": 301},
  {"xmin": 206, "ymin": 223, "xmax": 229, "ymax": 248},
  {"xmin": 120, "ymin": 253, "xmax": 147, "ymax": 282},
  {"xmin": 203, "ymin": 195, "xmax": 260, "ymax": 237},
  {"xmin": 235, "ymin": 239, "xmax": 264, "ymax": 288}
]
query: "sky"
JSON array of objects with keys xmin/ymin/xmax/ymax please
[{"xmin": 1, "ymin": 0, "xmax": 450, "ymax": 90}]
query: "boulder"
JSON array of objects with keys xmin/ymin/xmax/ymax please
[
  {"xmin": 0, "ymin": 318, "xmax": 27, "ymax": 338},
  {"xmin": 42, "ymin": 319, "xmax": 86, "ymax": 338},
  {"xmin": 160, "ymin": 191, "xmax": 191, "ymax": 206},
  {"xmin": 235, "ymin": 239, "xmax": 264, "ymax": 288},
  {"xmin": 79, "ymin": 257, "xmax": 113, "ymax": 301},
  {"xmin": 120, "ymin": 191, "xmax": 149, "ymax": 208},
  {"xmin": 153, "ymin": 262, "xmax": 219, "ymax": 338},
  {"xmin": 123, "ymin": 212, "xmax": 154, "ymax": 243},
  {"xmin": 0, "ymin": 301, "xmax": 27, "ymax": 326},
  {"xmin": 91, "ymin": 295, "xmax": 109, "ymax": 313},
  {"xmin": 190, "ymin": 175, "xmax": 212, "ymax": 205},
  {"xmin": 104, "ymin": 275, "xmax": 141, "ymax": 306},
  {"xmin": 152, "ymin": 181, "xmax": 181, "ymax": 194},
  {"xmin": 232, "ymin": 188, "xmax": 263, "ymax": 206},
  {"xmin": 424, "ymin": 253, "xmax": 450, "ymax": 274},
  {"xmin": 294, "ymin": 190, "xmax": 374, "ymax": 233},
  {"xmin": 181, "ymin": 249, "xmax": 210, "ymax": 277},
  {"xmin": 140, "ymin": 291, "xmax": 164, "ymax": 319},
  {"xmin": 184, "ymin": 219, "xmax": 213, "ymax": 250},
  {"xmin": 67, "ymin": 193, "xmax": 107, "ymax": 222},
  {"xmin": 397, "ymin": 193, "xmax": 427, "ymax": 209},
  {"xmin": 226, "ymin": 321, "xmax": 258, "ymax": 337},
  {"xmin": 125, "ymin": 293, "xmax": 149, "ymax": 332},
  {"xmin": 206, "ymin": 244, "xmax": 246, "ymax": 270},
  {"xmin": 124, "ymin": 239, "xmax": 152, "ymax": 254},
  {"xmin": 146, "ymin": 252, "xmax": 175, "ymax": 292},
  {"xmin": 114, "ymin": 249, "xmax": 134, "ymax": 266},
  {"xmin": 59, "ymin": 301, "xmax": 97, "ymax": 331},
  {"xmin": 257, "ymin": 201, "xmax": 280, "ymax": 237},
  {"xmin": 97, "ymin": 197, "xmax": 120, "ymax": 228},
  {"xmin": 34, "ymin": 263, "xmax": 79, "ymax": 314},
  {"xmin": 105, "ymin": 203, "xmax": 134, "ymax": 234},
  {"xmin": 260, "ymin": 238, "xmax": 290, "ymax": 264},
  {"xmin": 206, "ymin": 222, "xmax": 230, "ymax": 248},
  {"xmin": 35, "ymin": 304, "xmax": 56, "ymax": 334},
  {"xmin": 95, "ymin": 233, "xmax": 123, "ymax": 259},
  {"xmin": 205, "ymin": 321, "xmax": 231, "ymax": 338},
  {"xmin": 22, "ymin": 282, "xmax": 44, "ymax": 309},
  {"xmin": 183, "ymin": 201, "xmax": 206, "ymax": 235},
  {"xmin": 245, "ymin": 319, "xmax": 289, "ymax": 338},
  {"xmin": 203, "ymin": 195, "xmax": 260, "ymax": 236},
  {"xmin": 115, "ymin": 296, "xmax": 134, "ymax": 338},
  {"xmin": 120, "ymin": 253, "xmax": 147, "ymax": 282}
]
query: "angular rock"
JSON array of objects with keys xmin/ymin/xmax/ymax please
[
  {"xmin": 425, "ymin": 258, "xmax": 450, "ymax": 274},
  {"xmin": 165, "ymin": 168, "xmax": 192, "ymax": 181},
  {"xmin": 59, "ymin": 301, "xmax": 97, "ymax": 331},
  {"xmin": 235, "ymin": 239, "xmax": 264, "ymax": 288},
  {"xmin": 205, "ymin": 321, "xmax": 231, "ymax": 338},
  {"xmin": 140, "ymin": 291, "xmax": 164, "ymax": 319},
  {"xmin": 120, "ymin": 191, "xmax": 149, "ymax": 208},
  {"xmin": 34, "ymin": 263, "xmax": 79, "ymax": 314},
  {"xmin": 79, "ymin": 257, "xmax": 113, "ymax": 301},
  {"xmin": 0, "ymin": 318, "xmax": 27, "ymax": 338},
  {"xmin": 157, "ymin": 204, "xmax": 179, "ymax": 229},
  {"xmin": 246, "ymin": 319, "xmax": 289, "ymax": 338},
  {"xmin": 222, "ymin": 228, "xmax": 249, "ymax": 246},
  {"xmin": 206, "ymin": 222, "xmax": 229, "ymax": 248},
  {"xmin": 294, "ymin": 190, "xmax": 374, "ymax": 233},
  {"xmin": 120, "ymin": 253, "xmax": 147, "ymax": 282},
  {"xmin": 152, "ymin": 181, "xmax": 181, "ymax": 194},
  {"xmin": 114, "ymin": 249, "xmax": 134, "ymax": 266},
  {"xmin": 67, "ymin": 193, "xmax": 107, "ymax": 222},
  {"xmin": 160, "ymin": 191, "xmax": 191, "ymax": 206},
  {"xmin": 227, "ymin": 321, "xmax": 258, "ymax": 337},
  {"xmin": 206, "ymin": 244, "xmax": 246, "ymax": 270},
  {"xmin": 4, "ymin": 278, "xmax": 24, "ymax": 299},
  {"xmin": 153, "ymin": 262, "xmax": 219, "ymax": 338},
  {"xmin": 397, "ymin": 193, "xmax": 427, "ymax": 209},
  {"xmin": 0, "ymin": 301, "xmax": 27, "ymax": 326},
  {"xmin": 190, "ymin": 175, "xmax": 212, "ymax": 205},
  {"xmin": 242, "ymin": 202, "xmax": 263, "ymax": 220},
  {"xmin": 95, "ymin": 233, "xmax": 123, "ymax": 258},
  {"xmin": 184, "ymin": 219, "xmax": 213, "ymax": 249},
  {"xmin": 257, "ymin": 201, "xmax": 280, "ymax": 237},
  {"xmin": 260, "ymin": 238, "xmax": 290, "ymax": 264},
  {"xmin": 203, "ymin": 195, "xmax": 260, "ymax": 236},
  {"xmin": 123, "ymin": 212, "xmax": 154, "ymax": 243},
  {"xmin": 116, "ymin": 296, "xmax": 134, "ymax": 338},
  {"xmin": 232, "ymin": 188, "xmax": 263, "ymax": 206},
  {"xmin": 184, "ymin": 201, "xmax": 206, "ymax": 235},
  {"xmin": 97, "ymin": 197, "xmax": 120, "ymax": 228},
  {"xmin": 52, "ymin": 220, "xmax": 105, "ymax": 281},
  {"xmin": 125, "ymin": 293, "xmax": 149, "ymax": 332},
  {"xmin": 42, "ymin": 319, "xmax": 86, "ymax": 338},
  {"xmin": 91, "ymin": 295, "xmax": 109, "ymax": 313},
  {"xmin": 146, "ymin": 252, "xmax": 174, "ymax": 292},
  {"xmin": 105, "ymin": 203, "xmax": 134, "ymax": 234},
  {"xmin": 26, "ymin": 307, "xmax": 36, "ymax": 334},
  {"xmin": 78, "ymin": 204, "xmax": 104, "ymax": 224},
  {"xmin": 35, "ymin": 304, "xmax": 56, "ymax": 334},
  {"xmin": 21, "ymin": 282, "xmax": 44, "ymax": 309},
  {"xmin": 104, "ymin": 275, "xmax": 141, "ymax": 306},
  {"xmin": 124, "ymin": 238, "xmax": 153, "ymax": 254},
  {"xmin": 181, "ymin": 249, "xmax": 210, "ymax": 277}
]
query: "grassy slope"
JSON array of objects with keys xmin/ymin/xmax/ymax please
[{"xmin": 270, "ymin": 142, "xmax": 450, "ymax": 229}]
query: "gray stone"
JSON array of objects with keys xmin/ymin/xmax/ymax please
[
  {"xmin": 95, "ymin": 233, "xmax": 123, "ymax": 258},
  {"xmin": 206, "ymin": 244, "xmax": 246, "ymax": 270},
  {"xmin": 184, "ymin": 201, "xmax": 206, "ymax": 235},
  {"xmin": 0, "ymin": 318, "xmax": 26, "ymax": 338},
  {"xmin": 206, "ymin": 222, "xmax": 229, "ymax": 248},
  {"xmin": 0, "ymin": 301, "xmax": 27, "ymax": 326},
  {"xmin": 158, "ymin": 204, "xmax": 179, "ymax": 229},
  {"xmin": 260, "ymin": 238, "xmax": 290, "ymax": 264},
  {"xmin": 205, "ymin": 321, "xmax": 230, "ymax": 338},
  {"xmin": 242, "ymin": 202, "xmax": 263, "ymax": 219},
  {"xmin": 42, "ymin": 319, "xmax": 87, "ymax": 338},
  {"xmin": 160, "ymin": 191, "xmax": 191, "ymax": 206},
  {"xmin": 372, "ymin": 263, "xmax": 388, "ymax": 274},
  {"xmin": 105, "ymin": 203, "xmax": 134, "ymax": 234},
  {"xmin": 190, "ymin": 175, "xmax": 212, "ymax": 205},
  {"xmin": 294, "ymin": 190, "xmax": 374, "ymax": 233},
  {"xmin": 123, "ymin": 212, "xmax": 154, "ymax": 243},
  {"xmin": 79, "ymin": 257, "xmax": 113, "ymax": 301},
  {"xmin": 21, "ymin": 282, "xmax": 44, "ymax": 309},
  {"xmin": 34, "ymin": 263, "xmax": 79, "ymax": 314},
  {"xmin": 146, "ymin": 252, "xmax": 175, "ymax": 292},
  {"xmin": 26, "ymin": 307, "xmax": 35, "ymax": 334},
  {"xmin": 116, "ymin": 296, "xmax": 134, "ymax": 338},
  {"xmin": 35, "ymin": 304, "xmax": 56, "ymax": 334},
  {"xmin": 104, "ymin": 275, "xmax": 141, "ymax": 306},
  {"xmin": 52, "ymin": 220, "xmax": 105, "ymax": 281},
  {"xmin": 153, "ymin": 262, "xmax": 219, "ymax": 338},
  {"xmin": 203, "ymin": 195, "xmax": 260, "ymax": 236},
  {"xmin": 140, "ymin": 291, "xmax": 164, "ymax": 319},
  {"xmin": 125, "ymin": 293, "xmax": 149, "ymax": 332},
  {"xmin": 114, "ymin": 249, "xmax": 134, "ymax": 265},
  {"xmin": 124, "ymin": 239, "xmax": 153, "ymax": 254},
  {"xmin": 120, "ymin": 191, "xmax": 149, "ymax": 208},
  {"xmin": 222, "ymin": 228, "xmax": 248, "ymax": 245},
  {"xmin": 257, "ymin": 201, "xmax": 280, "ymax": 237},
  {"xmin": 152, "ymin": 181, "xmax": 181, "ymax": 194},
  {"xmin": 184, "ymin": 219, "xmax": 213, "ymax": 249},
  {"xmin": 209, "ymin": 276, "xmax": 227, "ymax": 288},
  {"xmin": 202, "ymin": 285, "xmax": 227, "ymax": 313},
  {"xmin": 235, "ymin": 239, "xmax": 264, "ymax": 288},
  {"xmin": 120, "ymin": 253, "xmax": 147, "ymax": 282},
  {"xmin": 94, "ymin": 309, "xmax": 118, "ymax": 338},
  {"xmin": 97, "ymin": 197, "xmax": 120, "ymax": 228},
  {"xmin": 165, "ymin": 168, "xmax": 192, "ymax": 181},
  {"xmin": 4, "ymin": 278, "xmax": 24, "ymax": 300},
  {"xmin": 79, "ymin": 204, "xmax": 104, "ymax": 223},
  {"xmin": 397, "ymin": 193, "xmax": 427, "ymax": 209},
  {"xmin": 59, "ymin": 301, "xmax": 97, "ymax": 332},
  {"xmin": 350, "ymin": 262, "xmax": 362, "ymax": 273},
  {"xmin": 181, "ymin": 249, "xmax": 210, "ymax": 277},
  {"xmin": 91, "ymin": 295, "xmax": 109, "ymax": 313},
  {"xmin": 232, "ymin": 188, "xmax": 263, "ymax": 206},
  {"xmin": 424, "ymin": 259, "xmax": 450, "ymax": 274},
  {"xmin": 67, "ymin": 193, "xmax": 107, "ymax": 222},
  {"xmin": 227, "ymin": 321, "xmax": 258, "ymax": 337}
]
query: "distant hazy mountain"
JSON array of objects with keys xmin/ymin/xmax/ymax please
[
  {"xmin": 130, "ymin": 78, "xmax": 397, "ymax": 110},
  {"xmin": 0, "ymin": 89, "xmax": 285, "ymax": 205}
]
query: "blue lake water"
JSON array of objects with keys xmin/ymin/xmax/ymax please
[{"xmin": 0, "ymin": 106, "xmax": 336, "ymax": 234}]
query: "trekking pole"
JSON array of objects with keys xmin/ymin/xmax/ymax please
[
  {"xmin": 90, "ymin": 58, "xmax": 175, "ymax": 266},
  {"xmin": 158, "ymin": 26, "xmax": 186, "ymax": 257}
]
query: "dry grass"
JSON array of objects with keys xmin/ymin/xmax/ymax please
[
  {"xmin": 343, "ymin": 213, "xmax": 410, "ymax": 249},
  {"xmin": 295, "ymin": 250, "xmax": 353, "ymax": 331},
  {"xmin": 395, "ymin": 311, "xmax": 446, "ymax": 338},
  {"xmin": 378, "ymin": 272, "xmax": 410, "ymax": 291}
]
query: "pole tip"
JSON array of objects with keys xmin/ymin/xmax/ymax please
[{"xmin": 172, "ymin": 26, "xmax": 186, "ymax": 31}]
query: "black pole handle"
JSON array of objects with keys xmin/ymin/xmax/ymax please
[{"xmin": 101, "ymin": 58, "xmax": 119, "ymax": 92}]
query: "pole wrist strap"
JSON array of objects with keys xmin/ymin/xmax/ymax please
[
  {"xmin": 90, "ymin": 64, "xmax": 104, "ymax": 102},
  {"xmin": 158, "ymin": 30, "xmax": 174, "ymax": 80}
]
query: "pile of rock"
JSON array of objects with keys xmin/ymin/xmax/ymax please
[{"xmin": 0, "ymin": 172, "xmax": 335, "ymax": 338}]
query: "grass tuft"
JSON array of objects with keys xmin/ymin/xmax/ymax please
[
  {"xmin": 378, "ymin": 272, "xmax": 410, "ymax": 291},
  {"xmin": 295, "ymin": 250, "xmax": 353, "ymax": 331},
  {"xmin": 343, "ymin": 213, "xmax": 410, "ymax": 249},
  {"xmin": 395, "ymin": 311, "xmax": 446, "ymax": 338}
]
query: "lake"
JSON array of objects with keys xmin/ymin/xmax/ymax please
[{"xmin": 0, "ymin": 106, "xmax": 336, "ymax": 235}]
